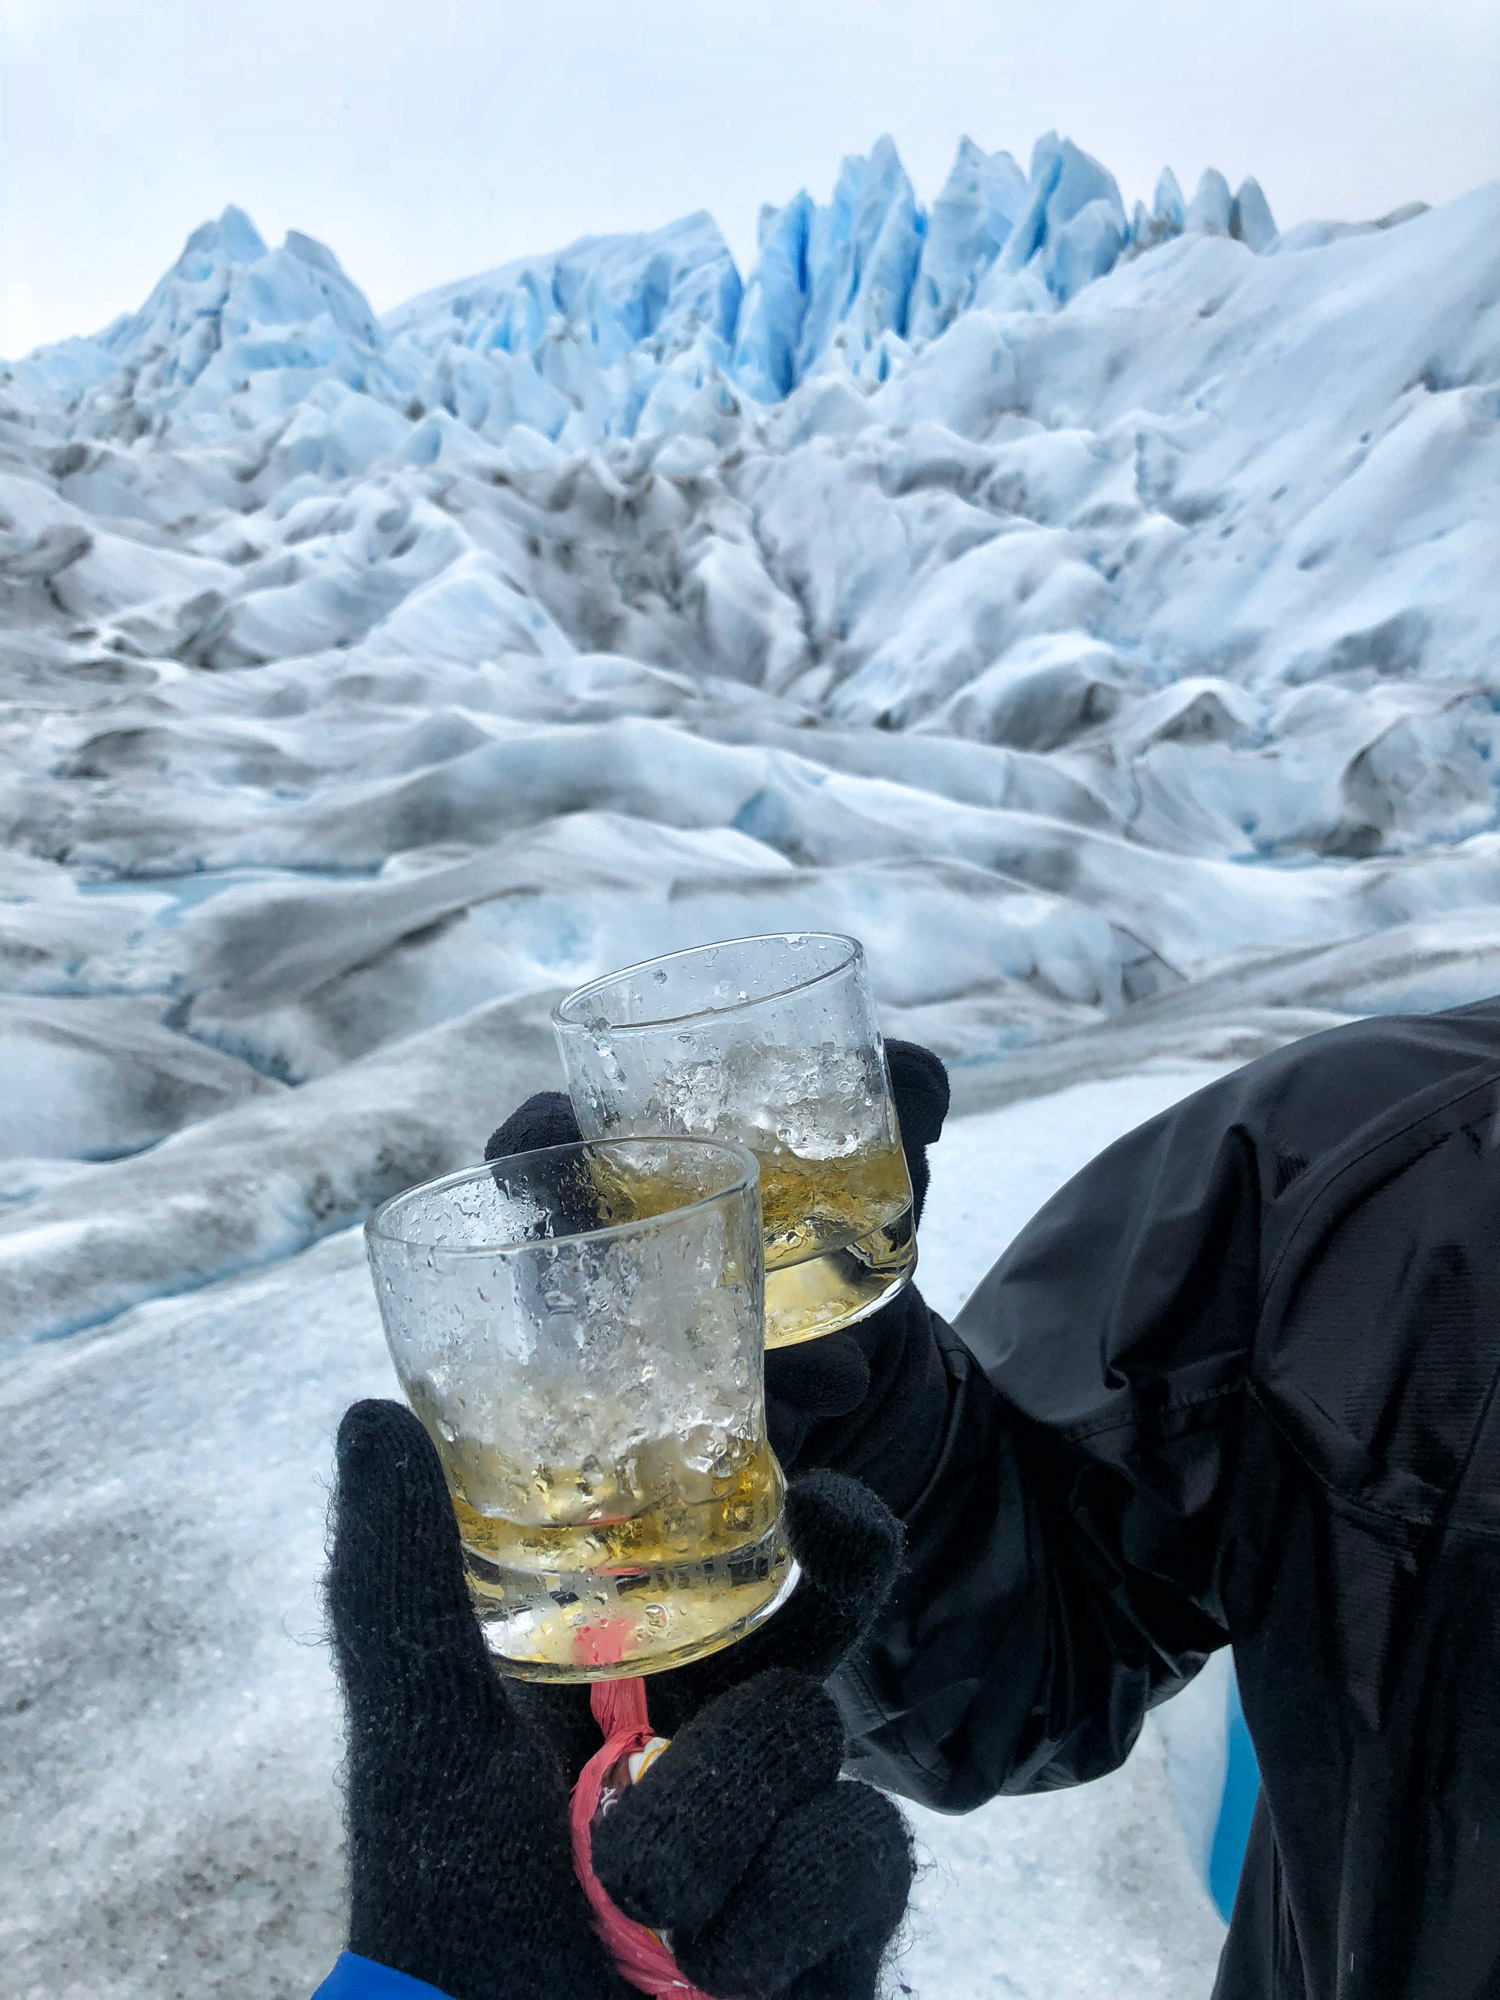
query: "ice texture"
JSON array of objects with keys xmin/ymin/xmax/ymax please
[
  {"xmin": 0, "ymin": 989, "xmax": 565, "ymax": 1340},
  {"xmin": 556, "ymin": 935, "xmax": 896, "ymax": 1160},
  {"xmin": 597, "ymin": 1042, "xmax": 891, "ymax": 1159},
  {"xmin": 370, "ymin": 1144, "xmax": 764, "ymax": 1488}
]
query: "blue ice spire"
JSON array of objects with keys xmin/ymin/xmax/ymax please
[
  {"xmin": 978, "ymin": 132, "xmax": 1126, "ymax": 306},
  {"xmin": 792, "ymin": 137, "xmax": 923, "ymax": 380},
  {"xmin": 731, "ymin": 192, "xmax": 814, "ymax": 401},
  {"xmin": 907, "ymin": 138, "xmax": 1028, "ymax": 341},
  {"xmin": 1184, "ymin": 168, "xmax": 1234, "ymax": 236}
]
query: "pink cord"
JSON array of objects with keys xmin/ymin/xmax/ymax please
[{"xmin": 569, "ymin": 1677, "xmax": 715, "ymax": 1998}]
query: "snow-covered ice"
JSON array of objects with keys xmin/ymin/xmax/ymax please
[
  {"xmin": 3, "ymin": 122, "xmax": 1499, "ymax": 1998},
  {"xmin": 5, "ymin": 152, "xmax": 1500, "ymax": 1180}
]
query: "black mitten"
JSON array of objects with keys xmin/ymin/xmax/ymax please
[
  {"xmin": 327, "ymin": 1400, "xmax": 629, "ymax": 2000},
  {"xmin": 484, "ymin": 1091, "xmax": 579, "ymax": 1161},
  {"xmin": 595, "ymin": 1670, "xmax": 913, "ymax": 2000},
  {"xmin": 590, "ymin": 1473, "xmax": 915, "ymax": 2000},
  {"xmin": 331, "ymin": 1403, "xmax": 914, "ymax": 2000},
  {"xmin": 486, "ymin": 1039, "xmax": 955, "ymax": 1519}
]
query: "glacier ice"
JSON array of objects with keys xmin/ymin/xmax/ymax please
[
  {"xmin": 3, "ymin": 149, "xmax": 1499, "ymax": 1294},
  {"xmin": 1230, "ymin": 178, "xmax": 1278, "ymax": 254},
  {"xmin": 0, "ymin": 987, "xmax": 564, "ymax": 1341},
  {"xmin": 908, "ymin": 139, "xmax": 1030, "ymax": 344},
  {"xmin": 1183, "ymin": 168, "xmax": 1234, "ymax": 238},
  {"xmin": 2, "ymin": 124, "xmax": 1499, "ymax": 1999},
  {"xmin": 0, "ymin": 991, "xmax": 283, "ymax": 1161}
]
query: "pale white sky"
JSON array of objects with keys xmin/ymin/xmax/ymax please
[{"xmin": 3, "ymin": 0, "xmax": 1498, "ymax": 358}]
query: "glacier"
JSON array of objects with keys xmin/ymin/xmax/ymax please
[{"xmin": 2, "ymin": 124, "xmax": 1499, "ymax": 1997}]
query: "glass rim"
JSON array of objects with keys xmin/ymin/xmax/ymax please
[
  {"xmin": 552, "ymin": 931, "xmax": 864, "ymax": 1036},
  {"xmin": 364, "ymin": 1137, "xmax": 761, "ymax": 1256}
]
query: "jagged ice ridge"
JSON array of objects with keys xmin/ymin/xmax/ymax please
[{"xmin": 3, "ymin": 127, "xmax": 1499, "ymax": 1327}]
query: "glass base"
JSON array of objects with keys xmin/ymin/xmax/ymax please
[
  {"xmin": 468, "ymin": 1525, "xmax": 798, "ymax": 1682},
  {"xmin": 763, "ymin": 1205, "xmax": 917, "ymax": 1347}
]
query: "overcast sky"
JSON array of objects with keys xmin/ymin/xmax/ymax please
[{"xmin": 3, "ymin": 0, "xmax": 1498, "ymax": 357}]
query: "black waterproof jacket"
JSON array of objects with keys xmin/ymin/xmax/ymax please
[{"xmin": 835, "ymin": 1000, "xmax": 1500, "ymax": 1999}]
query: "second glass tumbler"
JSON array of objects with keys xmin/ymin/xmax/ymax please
[
  {"xmin": 365, "ymin": 1137, "xmax": 792, "ymax": 1679},
  {"xmin": 553, "ymin": 933, "xmax": 916, "ymax": 1346}
]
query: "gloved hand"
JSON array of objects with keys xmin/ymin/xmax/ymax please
[
  {"xmin": 486, "ymin": 1038, "xmax": 954, "ymax": 1518},
  {"xmin": 326, "ymin": 1399, "xmax": 913, "ymax": 2000},
  {"xmin": 327, "ymin": 1399, "xmax": 628, "ymax": 2000},
  {"xmin": 591, "ymin": 1468, "xmax": 914, "ymax": 2000}
]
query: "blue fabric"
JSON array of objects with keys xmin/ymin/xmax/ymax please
[
  {"xmin": 1208, "ymin": 1668, "xmax": 1261, "ymax": 1921},
  {"xmin": 311, "ymin": 1951, "xmax": 454, "ymax": 2000}
]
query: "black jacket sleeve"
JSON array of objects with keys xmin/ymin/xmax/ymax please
[{"xmin": 835, "ymin": 1001, "xmax": 1500, "ymax": 1812}]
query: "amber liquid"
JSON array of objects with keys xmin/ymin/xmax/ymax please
[
  {"xmin": 758, "ymin": 1138, "xmax": 916, "ymax": 1346},
  {"xmin": 577, "ymin": 1133, "xmax": 915, "ymax": 1346},
  {"xmin": 441, "ymin": 1433, "xmax": 792, "ymax": 1680}
]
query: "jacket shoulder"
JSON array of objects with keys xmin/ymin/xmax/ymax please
[
  {"xmin": 1201, "ymin": 997, "xmax": 1500, "ymax": 1183},
  {"xmin": 1256, "ymin": 1036, "xmax": 1500, "ymax": 1532}
]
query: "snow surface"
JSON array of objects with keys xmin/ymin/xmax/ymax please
[
  {"xmin": 0, "ymin": 1067, "xmax": 1233, "ymax": 2000},
  {"xmin": 2, "ymin": 123, "xmax": 1498, "ymax": 1998}
]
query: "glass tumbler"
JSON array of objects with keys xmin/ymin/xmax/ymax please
[
  {"xmin": 365, "ymin": 1137, "xmax": 794, "ymax": 1680},
  {"xmin": 553, "ymin": 933, "xmax": 916, "ymax": 1348}
]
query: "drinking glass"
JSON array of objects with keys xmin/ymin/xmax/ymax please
[
  {"xmin": 365, "ymin": 1137, "xmax": 794, "ymax": 1680},
  {"xmin": 552, "ymin": 933, "xmax": 915, "ymax": 1348}
]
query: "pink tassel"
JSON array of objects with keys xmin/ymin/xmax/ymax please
[{"xmin": 569, "ymin": 1677, "xmax": 715, "ymax": 1998}]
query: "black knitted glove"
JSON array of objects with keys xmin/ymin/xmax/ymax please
[
  {"xmin": 329, "ymin": 1402, "xmax": 913, "ymax": 2000},
  {"xmin": 327, "ymin": 1399, "xmax": 629, "ymax": 2000},
  {"xmin": 486, "ymin": 1038, "xmax": 954, "ymax": 1518},
  {"xmin": 590, "ymin": 1474, "xmax": 915, "ymax": 2000}
]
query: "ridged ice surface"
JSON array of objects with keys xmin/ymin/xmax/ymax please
[
  {"xmin": 3, "ymin": 146, "xmax": 1497, "ymax": 1117},
  {"xmin": 5, "ymin": 138, "xmax": 1500, "ymax": 1348}
]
